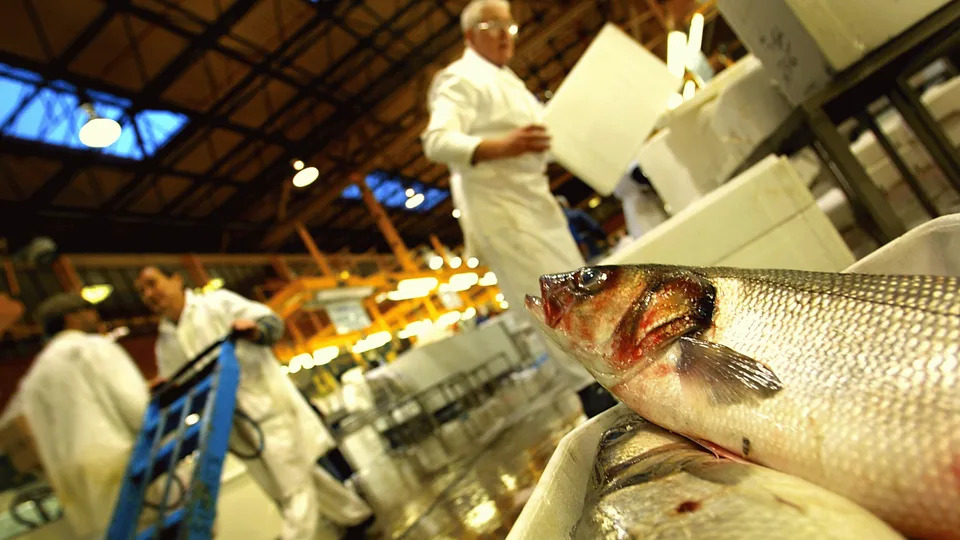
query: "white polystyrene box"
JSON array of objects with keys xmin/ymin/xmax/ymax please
[
  {"xmin": 635, "ymin": 128, "xmax": 704, "ymax": 214},
  {"xmin": 603, "ymin": 155, "xmax": 855, "ymax": 272},
  {"xmin": 508, "ymin": 406, "xmax": 632, "ymax": 540},
  {"xmin": 718, "ymin": 0, "xmax": 950, "ymax": 103},
  {"xmin": 787, "ymin": 0, "xmax": 950, "ymax": 71},
  {"xmin": 710, "ymin": 60, "xmax": 793, "ymax": 158},
  {"xmin": 846, "ymin": 214, "xmax": 960, "ymax": 276}
]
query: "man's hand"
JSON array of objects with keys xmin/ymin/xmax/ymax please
[
  {"xmin": 472, "ymin": 125, "xmax": 551, "ymax": 164},
  {"xmin": 231, "ymin": 318, "xmax": 262, "ymax": 342}
]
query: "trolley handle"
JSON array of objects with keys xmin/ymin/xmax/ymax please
[{"xmin": 152, "ymin": 332, "xmax": 236, "ymax": 407}]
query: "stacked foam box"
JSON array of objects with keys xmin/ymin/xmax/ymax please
[
  {"xmin": 718, "ymin": 0, "xmax": 951, "ymax": 103},
  {"xmin": 603, "ymin": 155, "xmax": 855, "ymax": 272}
]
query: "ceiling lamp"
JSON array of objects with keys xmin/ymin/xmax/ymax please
[
  {"xmin": 428, "ymin": 256, "xmax": 444, "ymax": 270},
  {"xmin": 687, "ymin": 13, "xmax": 705, "ymax": 63},
  {"xmin": 80, "ymin": 284, "xmax": 113, "ymax": 304},
  {"xmin": 437, "ymin": 311, "xmax": 462, "ymax": 327},
  {"xmin": 466, "ymin": 257, "xmax": 479, "ymax": 269},
  {"xmin": 478, "ymin": 272, "xmax": 498, "ymax": 286},
  {"xmin": 292, "ymin": 159, "xmax": 305, "ymax": 171},
  {"xmin": 313, "ymin": 346, "xmax": 339, "ymax": 366},
  {"xmin": 447, "ymin": 272, "xmax": 479, "ymax": 292},
  {"xmin": 405, "ymin": 188, "xmax": 415, "ymax": 197},
  {"xmin": 452, "ymin": 208, "xmax": 462, "ymax": 219},
  {"xmin": 449, "ymin": 256, "xmax": 462, "ymax": 269},
  {"xmin": 666, "ymin": 31, "xmax": 687, "ymax": 79},
  {"xmin": 78, "ymin": 103, "xmax": 121, "ymax": 148},
  {"xmin": 293, "ymin": 166, "xmax": 319, "ymax": 188},
  {"xmin": 405, "ymin": 193, "xmax": 425, "ymax": 209}
]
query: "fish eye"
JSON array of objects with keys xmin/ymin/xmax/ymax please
[{"xmin": 576, "ymin": 268, "xmax": 607, "ymax": 294}]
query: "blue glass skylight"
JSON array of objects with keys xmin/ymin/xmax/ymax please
[
  {"xmin": 342, "ymin": 170, "xmax": 449, "ymax": 213},
  {"xmin": 0, "ymin": 63, "xmax": 188, "ymax": 160}
]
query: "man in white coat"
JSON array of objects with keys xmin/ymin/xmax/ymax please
[
  {"xmin": 135, "ymin": 267, "xmax": 372, "ymax": 540},
  {"xmin": 422, "ymin": 0, "xmax": 610, "ymax": 408},
  {"xmin": 20, "ymin": 293, "xmax": 148, "ymax": 539}
]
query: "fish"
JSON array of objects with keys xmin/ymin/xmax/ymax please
[
  {"xmin": 525, "ymin": 265, "xmax": 960, "ymax": 539},
  {"xmin": 574, "ymin": 410, "xmax": 903, "ymax": 539}
]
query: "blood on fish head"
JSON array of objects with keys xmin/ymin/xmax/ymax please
[
  {"xmin": 526, "ymin": 266, "xmax": 649, "ymax": 385},
  {"xmin": 526, "ymin": 265, "xmax": 716, "ymax": 387}
]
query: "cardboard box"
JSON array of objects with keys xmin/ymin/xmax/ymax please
[
  {"xmin": 0, "ymin": 414, "xmax": 42, "ymax": 474},
  {"xmin": 719, "ymin": 0, "xmax": 950, "ymax": 103}
]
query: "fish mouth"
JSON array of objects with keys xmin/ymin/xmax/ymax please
[
  {"xmin": 537, "ymin": 271, "xmax": 577, "ymax": 328},
  {"xmin": 524, "ymin": 295, "xmax": 546, "ymax": 327}
]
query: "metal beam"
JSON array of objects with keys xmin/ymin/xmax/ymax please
[
  {"xmin": 219, "ymin": 5, "xmax": 465, "ymax": 238},
  {"xmin": 144, "ymin": 1, "xmax": 418, "ymax": 217}
]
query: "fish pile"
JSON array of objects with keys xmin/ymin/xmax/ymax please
[
  {"xmin": 574, "ymin": 412, "xmax": 903, "ymax": 539},
  {"xmin": 526, "ymin": 265, "xmax": 960, "ymax": 539}
]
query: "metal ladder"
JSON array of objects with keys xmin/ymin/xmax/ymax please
[{"xmin": 107, "ymin": 339, "xmax": 240, "ymax": 540}]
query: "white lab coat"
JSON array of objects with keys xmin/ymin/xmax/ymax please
[
  {"xmin": 422, "ymin": 46, "xmax": 594, "ymax": 389},
  {"xmin": 20, "ymin": 330, "xmax": 148, "ymax": 540},
  {"xmin": 154, "ymin": 289, "xmax": 370, "ymax": 533}
]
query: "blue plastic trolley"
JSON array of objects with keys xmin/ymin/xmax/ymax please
[{"xmin": 107, "ymin": 338, "xmax": 240, "ymax": 539}]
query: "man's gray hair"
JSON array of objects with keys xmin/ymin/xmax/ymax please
[{"xmin": 460, "ymin": 0, "xmax": 511, "ymax": 32}]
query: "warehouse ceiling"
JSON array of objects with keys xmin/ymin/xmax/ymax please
[{"xmin": 0, "ymin": 0, "xmax": 734, "ymax": 255}]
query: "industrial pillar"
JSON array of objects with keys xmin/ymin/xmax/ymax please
[
  {"xmin": 181, "ymin": 254, "xmax": 211, "ymax": 287},
  {"xmin": 357, "ymin": 175, "xmax": 419, "ymax": 272},
  {"xmin": 52, "ymin": 256, "xmax": 82, "ymax": 293},
  {"xmin": 429, "ymin": 234, "xmax": 452, "ymax": 267},
  {"xmin": 296, "ymin": 223, "xmax": 334, "ymax": 276}
]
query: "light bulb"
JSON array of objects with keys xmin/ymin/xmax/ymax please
[
  {"xmin": 292, "ymin": 167, "xmax": 319, "ymax": 187},
  {"xmin": 79, "ymin": 117, "xmax": 122, "ymax": 148},
  {"xmin": 405, "ymin": 193, "xmax": 425, "ymax": 209}
]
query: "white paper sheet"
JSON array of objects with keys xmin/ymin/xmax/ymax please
[{"xmin": 543, "ymin": 23, "xmax": 681, "ymax": 195}]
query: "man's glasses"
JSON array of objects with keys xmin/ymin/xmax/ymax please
[{"xmin": 476, "ymin": 20, "xmax": 519, "ymax": 36}]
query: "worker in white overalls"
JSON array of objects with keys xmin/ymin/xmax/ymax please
[
  {"xmin": 421, "ymin": 0, "xmax": 616, "ymax": 416},
  {"xmin": 135, "ymin": 267, "xmax": 372, "ymax": 539},
  {"xmin": 19, "ymin": 293, "xmax": 148, "ymax": 539}
]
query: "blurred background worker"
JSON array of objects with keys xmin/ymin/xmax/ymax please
[
  {"xmin": 556, "ymin": 196, "xmax": 608, "ymax": 261},
  {"xmin": 20, "ymin": 294, "xmax": 148, "ymax": 539},
  {"xmin": 421, "ymin": 0, "xmax": 606, "ymax": 409},
  {"xmin": 134, "ymin": 267, "xmax": 372, "ymax": 540},
  {"xmin": 612, "ymin": 164, "xmax": 669, "ymax": 241}
]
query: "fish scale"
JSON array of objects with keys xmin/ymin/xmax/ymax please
[
  {"xmin": 574, "ymin": 413, "xmax": 903, "ymax": 539},
  {"xmin": 528, "ymin": 265, "xmax": 960, "ymax": 539},
  {"xmin": 701, "ymin": 268, "xmax": 960, "ymax": 538}
]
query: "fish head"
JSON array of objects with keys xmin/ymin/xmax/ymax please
[{"xmin": 525, "ymin": 265, "xmax": 715, "ymax": 387}]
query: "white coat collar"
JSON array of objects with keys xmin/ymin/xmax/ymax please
[
  {"xmin": 158, "ymin": 289, "xmax": 195, "ymax": 335},
  {"xmin": 50, "ymin": 329, "xmax": 88, "ymax": 343},
  {"xmin": 463, "ymin": 46, "xmax": 511, "ymax": 76}
]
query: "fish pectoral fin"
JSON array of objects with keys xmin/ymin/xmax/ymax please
[
  {"xmin": 688, "ymin": 437, "xmax": 751, "ymax": 464},
  {"xmin": 677, "ymin": 336, "xmax": 784, "ymax": 406}
]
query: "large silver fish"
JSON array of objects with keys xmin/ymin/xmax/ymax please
[
  {"xmin": 525, "ymin": 265, "xmax": 960, "ymax": 539},
  {"xmin": 576, "ymin": 411, "xmax": 903, "ymax": 539}
]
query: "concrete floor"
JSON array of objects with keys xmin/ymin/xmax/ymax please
[{"xmin": 350, "ymin": 386, "xmax": 585, "ymax": 540}]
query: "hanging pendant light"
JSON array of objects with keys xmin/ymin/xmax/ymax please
[{"xmin": 78, "ymin": 103, "xmax": 121, "ymax": 148}]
